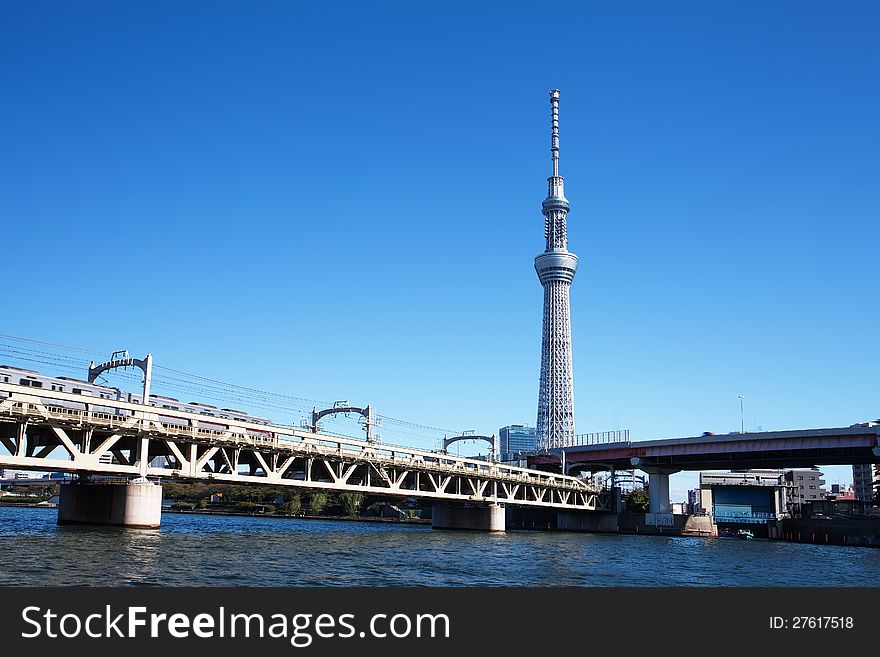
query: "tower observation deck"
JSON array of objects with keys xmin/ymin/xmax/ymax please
[{"xmin": 535, "ymin": 89, "xmax": 578, "ymax": 451}]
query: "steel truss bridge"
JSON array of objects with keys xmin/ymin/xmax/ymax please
[{"xmin": 0, "ymin": 382, "xmax": 607, "ymax": 512}]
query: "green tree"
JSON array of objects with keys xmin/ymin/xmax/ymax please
[
  {"xmin": 309, "ymin": 492, "xmax": 328, "ymax": 515},
  {"xmin": 624, "ymin": 487, "xmax": 650, "ymax": 513},
  {"xmin": 338, "ymin": 493, "xmax": 365, "ymax": 517},
  {"xmin": 279, "ymin": 492, "xmax": 302, "ymax": 515}
]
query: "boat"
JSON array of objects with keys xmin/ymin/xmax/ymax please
[{"xmin": 734, "ymin": 529, "xmax": 754, "ymax": 540}]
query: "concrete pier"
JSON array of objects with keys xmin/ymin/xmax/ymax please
[
  {"xmin": 639, "ymin": 468, "xmax": 679, "ymax": 526},
  {"xmin": 555, "ymin": 509, "xmax": 619, "ymax": 532},
  {"xmin": 58, "ymin": 479, "xmax": 162, "ymax": 528},
  {"xmin": 432, "ymin": 504, "xmax": 506, "ymax": 532},
  {"xmin": 682, "ymin": 514, "xmax": 717, "ymax": 537}
]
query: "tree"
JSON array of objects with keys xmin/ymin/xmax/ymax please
[
  {"xmin": 338, "ymin": 493, "xmax": 365, "ymax": 517},
  {"xmin": 624, "ymin": 487, "xmax": 650, "ymax": 513},
  {"xmin": 309, "ymin": 492, "xmax": 327, "ymax": 515},
  {"xmin": 279, "ymin": 492, "xmax": 302, "ymax": 515}
]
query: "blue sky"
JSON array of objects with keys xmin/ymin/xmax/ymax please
[{"xmin": 2, "ymin": 2, "xmax": 878, "ymax": 497}]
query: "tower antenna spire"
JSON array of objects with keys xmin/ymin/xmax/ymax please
[{"xmin": 550, "ymin": 89, "xmax": 560, "ymax": 176}]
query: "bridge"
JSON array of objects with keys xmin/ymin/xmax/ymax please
[
  {"xmin": 530, "ymin": 424, "xmax": 880, "ymax": 524},
  {"xmin": 0, "ymin": 381, "xmax": 607, "ymax": 531}
]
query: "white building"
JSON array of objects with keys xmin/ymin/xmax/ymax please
[
  {"xmin": 783, "ymin": 468, "xmax": 826, "ymax": 515},
  {"xmin": 0, "ymin": 469, "xmax": 43, "ymax": 480}
]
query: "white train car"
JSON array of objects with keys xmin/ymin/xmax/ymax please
[{"xmin": 0, "ymin": 364, "xmax": 273, "ymax": 438}]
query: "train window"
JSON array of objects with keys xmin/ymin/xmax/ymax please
[{"xmin": 31, "ymin": 381, "xmax": 43, "ymax": 388}]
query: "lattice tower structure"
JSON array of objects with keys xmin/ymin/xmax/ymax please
[{"xmin": 535, "ymin": 89, "xmax": 578, "ymax": 450}]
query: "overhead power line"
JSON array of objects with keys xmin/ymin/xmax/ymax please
[{"xmin": 0, "ymin": 333, "xmax": 463, "ymax": 449}]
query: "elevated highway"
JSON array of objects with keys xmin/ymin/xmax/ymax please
[
  {"xmin": 531, "ymin": 425, "xmax": 880, "ymax": 472},
  {"xmin": 530, "ymin": 424, "xmax": 880, "ymax": 525}
]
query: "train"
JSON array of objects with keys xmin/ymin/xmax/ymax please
[{"xmin": 0, "ymin": 364, "xmax": 273, "ymax": 439}]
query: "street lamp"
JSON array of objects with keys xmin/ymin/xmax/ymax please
[{"xmin": 738, "ymin": 395, "xmax": 744, "ymax": 434}]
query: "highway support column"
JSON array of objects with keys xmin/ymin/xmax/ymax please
[
  {"xmin": 639, "ymin": 466, "xmax": 680, "ymax": 527},
  {"xmin": 58, "ymin": 478, "xmax": 162, "ymax": 528}
]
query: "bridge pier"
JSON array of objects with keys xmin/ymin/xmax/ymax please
[
  {"xmin": 432, "ymin": 503, "xmax": 505, "ymax": 532},
  {"xmin": 58, "ymin": 479, "xmax": 162, "ymax": 528},
  {"xmin": 555, "ymin": 509, "xmax": 619, "ymax": 531},
  {"xmin": 640, "ymin": 467, "xmax": 679, "ymax": 526}
]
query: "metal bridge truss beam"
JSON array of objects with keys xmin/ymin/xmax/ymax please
[{"xmin": 0, "ymin": 384, "xmax": 607, "ymax": 512}]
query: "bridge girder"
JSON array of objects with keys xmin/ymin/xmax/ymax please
[{"xmin": 0, "ymin": 383, "xmax": 606, "ymax": 512}]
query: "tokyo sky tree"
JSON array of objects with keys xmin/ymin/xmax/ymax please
[{"xmin": 535, "ymin": 89, "xmax": 578, "ymax": 451}]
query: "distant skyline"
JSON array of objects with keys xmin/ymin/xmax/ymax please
[{"xmin": 2, "ymin": 2, "xmax": 878, "ymax": 498}]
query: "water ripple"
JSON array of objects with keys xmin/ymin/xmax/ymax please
[{"xmin": 0, "ymin": 507, "xmax": 878, "ymax": 586}]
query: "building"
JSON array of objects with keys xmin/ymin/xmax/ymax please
[
  {"xmin": 828, "ymin": 483, "xmax": 856, "ymax": 500},
  {"xmin": 783, "ymin": 468, "xmax": 826, "ymax": 514},
  {"xmin": 688, "ymin": 488, "xmax": 702, "ymax": 514},
  {"xmin": 498, "ymin": 425, "xmax": 537, "ymax": 463},
  {"xmin": 0, "ymin": 469, "xmax": 42, "ymax": 480},
  {"xmin": 535, "ymin": 90, "xmax": 579, "ymax": 450},
  {"xmin": 852, "ymin": 463, "xmax": 878, "ymax": 502},
  {"xmin": 802, "ymin": 497, "xmax": 878, "ymax": 518},
  {"xmin": 698, "ymin": 470, "xmax": 787, "ymax": 531}
]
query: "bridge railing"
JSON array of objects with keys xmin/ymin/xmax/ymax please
[
  {"xmin": 567, "ymin": 429, "xmax": 631, "ymax": 447},
  {"xmin": 713, "ymin": 511, "xmax": 779, "ymax": 520}
]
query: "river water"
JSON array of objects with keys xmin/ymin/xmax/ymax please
[{"xmin": 1, "ymin": 507, "xmax": 878, "ymax": 586}]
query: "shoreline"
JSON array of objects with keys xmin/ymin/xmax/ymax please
[
  {"xmin": 163, "ymin": 508, "xmax": 431, "ymax": 524},
  {"xmin": 0, "ymin": 502, "xmax": 430, "ymax": 525}
]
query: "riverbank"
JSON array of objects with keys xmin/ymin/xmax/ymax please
[
  {"xmin": 164, "ymin": 508, "xmax": 431, "ymax": 525},
  {"xmin": 0, "ymin": 501, "xmax": 431, "ymax": 524},
  {"xmin": 0, "ymin": 501, "xmax": 56, "ymax": 508}
]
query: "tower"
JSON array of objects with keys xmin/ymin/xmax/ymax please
[{"xmin": 535, "ymin": 89, "xmax": 578, "ymax": 451}]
